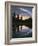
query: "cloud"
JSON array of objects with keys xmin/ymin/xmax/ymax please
[{"xmin": 19, "ymin": 8, "xmax": 32, "ymax": 15}]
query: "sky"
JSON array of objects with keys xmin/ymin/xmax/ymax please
[{"xmin": 11, "ymin": 5, "xmax": 33, "ymax": 16}]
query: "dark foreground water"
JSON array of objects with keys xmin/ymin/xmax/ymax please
[{"xmin": 13, "ymin": 28, "xmax": 32, "ymax": 38}]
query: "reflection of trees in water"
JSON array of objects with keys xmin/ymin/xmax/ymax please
[{"xmin": 12, "ymin": 12, "xmax": 32, "ymax": 36}]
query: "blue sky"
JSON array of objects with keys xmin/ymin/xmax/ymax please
[{"xmin": 11, "ymin": 6, "xmax": 33, "ymax": 16}]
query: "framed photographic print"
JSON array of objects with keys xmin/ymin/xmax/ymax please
[{"xmin": 5, "ymin": 2, "xmax": 37, "ymax": 44}]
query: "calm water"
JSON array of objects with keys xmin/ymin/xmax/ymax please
[
  {"xmin": 13, "ymin": 25, "xmax": 32, "ymax": 38},
  {"xmin": 19, "ymin": 25, "xmax": 29, "ymax": 32}
]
